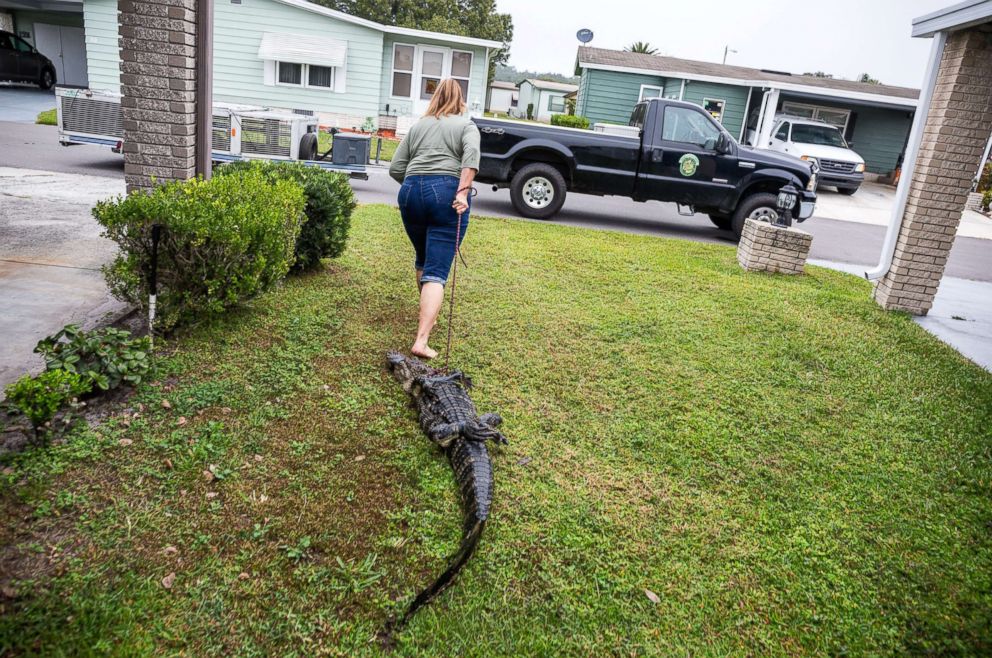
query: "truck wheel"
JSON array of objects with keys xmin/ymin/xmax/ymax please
[
  {"xmin": 298, "ymin": 133, "xmax": 318, "ymax": 161},
  {"xmin": 731, "ymin": 193, "xmax": 779, "ymax": 239},
  {"xmin": 510, "ymin": 163, "xmax": 566, "ymax": 220},
  {"xmin": 838, "ymin": 186, "xmax": 859, "ymax": 196},
  {"xmin": 708, "ymin": 214, "xmax": 732, "ymax": 231}
]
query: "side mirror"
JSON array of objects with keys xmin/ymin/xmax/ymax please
[{"xmin": 716, "ymin": 133, "xmax": 732, "ymax": 154}]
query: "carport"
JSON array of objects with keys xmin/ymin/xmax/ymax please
[
  {"xmin": 868, "ymin": 0, "xmax": 992, "ymax": 315},
  {"xmin": 0, "ymin": 0, "xmax": 87, "ymax": 86}
]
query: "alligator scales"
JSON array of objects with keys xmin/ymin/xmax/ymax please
[{"xmin": 386, "ymin": 351, "xmax": 507, "ymax": 626}]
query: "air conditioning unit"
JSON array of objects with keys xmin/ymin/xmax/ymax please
[
  {"xmin": 56, "ymin": 87, "xmax": 123, "ymax": 148},
  {"xmin": 234, "ymin": 110, "xmax": 319, "ymax": 161}
]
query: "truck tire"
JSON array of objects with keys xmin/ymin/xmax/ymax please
[
  {"xmin": 730, "ymin": 192, "xmax": 779, "ymax": 240},
  {"xmin": 708, "ymin": 214, "xmax": 732, "ymax": 231},
  {"xmin": 298, "ymin": 133, "xmax": 318, "ymax": 161},
  {"xmin": 838, "ymin": 186, "xmax": 859, "ymax": 196},
  {"xmin": 510, "ymin": 163, "xmax": 567, "ymax": 220}
]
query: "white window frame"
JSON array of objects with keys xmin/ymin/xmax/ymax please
[
  {"xmin": 702, "ymin": 97, "xmax": 726, "ymax": 123},
  {"xmin": 275, "ymin": 61, "xmax": 336, "ymax": 90},
  {"xmin": 547, "ymin": 94, "xmax": 565, "ymax": 113},
  {"xmin": 781, "ymin": 101, "xmax": 851, "ymax": 133},
  {"xmin": 391, "ymin": 42, "xmax": 416, "ymax": 99},
  {"xmin": 450, "ymin": 49, "xmax": 473, "ymax": 98},
  {"xmin": 639, "ymin": 84, "xmax": 663, "ymax": 101}
]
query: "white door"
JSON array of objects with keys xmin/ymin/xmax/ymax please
[
  {"xmin": 33, "ymin": 24, "xmax": 88, "ymax": 87},
  {"xmin": 414, "ymin": 47, "xmax": 447, "ymax": 116},
  {"xmin": 58, "ymin": 26, "xmax": 87, "ymax": 86},
  {"xmin": 33, "ymin": 23, "xmax": 63, "ymax": 81}
]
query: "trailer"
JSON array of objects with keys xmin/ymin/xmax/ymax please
[{"xmin": 55, "ymin": 87, "xmax": 368, "ymax": 179}]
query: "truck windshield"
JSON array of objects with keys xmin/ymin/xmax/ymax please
[{"xmin": 790, "ymin": 124, "xmax": 848, "ymax": 148}]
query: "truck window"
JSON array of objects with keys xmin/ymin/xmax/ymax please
[
  {"xmin": 791, "ymin": 123, "xmax": 848, "ymax": 148},
  {"xmin": 661, "ymin": 106, "xmax": 720, "ymax": 148},
  {"xmin": 775, "ymin": 122, "xmax": 790, "ymax": 140}
]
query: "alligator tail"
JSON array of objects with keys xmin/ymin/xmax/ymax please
[{"xmin": 399, "ymin": 517, "xmax": 486, "ymax": 626}]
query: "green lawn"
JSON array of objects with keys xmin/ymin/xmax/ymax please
[
  {"xmin": 2, "ymin": 205, "xmax": 991, "ymax": 656},
  {"xmin": 35, "ymin": 108, "xmax": 57, "ymax": 125}
]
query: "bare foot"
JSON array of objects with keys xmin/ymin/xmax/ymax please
[{"xmin": 411, "ymin": 343, "xmax": 438, "ymax": 360}]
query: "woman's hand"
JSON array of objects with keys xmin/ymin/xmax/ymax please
[{"xmin": 452, "ymin": 191, "xmax": 469, "ymax": 215}]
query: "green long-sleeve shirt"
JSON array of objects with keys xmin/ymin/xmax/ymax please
[{"xmin": 388, "ymin": 114, "xmax": 481, "ymax": 184}]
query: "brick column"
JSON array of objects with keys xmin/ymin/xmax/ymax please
[
  {"xmin": 119, "ymin": 0, "xmax": 198, "ymax": 193},
  {"xmin": 873, "ymin": 27, "xmax": 992, "ymax": 315}
]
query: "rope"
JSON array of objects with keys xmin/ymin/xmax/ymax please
[{"xmin": 442, "ymin": 186, "xmax": 477, "ymax": 373}]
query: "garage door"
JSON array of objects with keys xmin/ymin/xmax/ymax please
[{"xmin": 33, "ymin": 23, "xmax": 87, "ymax": 87}]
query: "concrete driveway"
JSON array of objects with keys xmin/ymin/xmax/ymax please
[
  {"xmin": 0, "ymin": 84, "xmax": 56, "ymax": 123},
  {"xmin": 0, "ymin": 167, "xmax": 127, "ymax": 390}
]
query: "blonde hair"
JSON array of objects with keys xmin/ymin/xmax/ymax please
[{"xmin": 425, "ymin": 78, "xmax": 466, "ymax": 119}]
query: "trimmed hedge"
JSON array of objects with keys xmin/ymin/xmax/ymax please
[
  {"xmin": 551, "ymin": 114, "xmax": 590, "ymax": 129},
  {"xmin": 94, "ymin": 171, "xmax": 306, "ymax": 330},
  {"xmin": 215, "ymin": 160, "xmax": 356, "ymax": 270}
]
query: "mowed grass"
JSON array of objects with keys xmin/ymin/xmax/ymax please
[
  {"xmin": 35, "ymin": 109, "xmax": 57, "ymax": 126},
  {"xmin": 2, "ymin": 205, "xmax": 991, "ymax": 656}
]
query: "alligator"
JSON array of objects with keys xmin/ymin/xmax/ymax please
[{"xmin": 385, "ymin": 351, "xmax": 507, "ymax": 628}]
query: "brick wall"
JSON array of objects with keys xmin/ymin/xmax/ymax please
[
  {"xmin": 873, "ymin": 27, "xmax": 992, "ymax": 314},
  {"xmin": 737, "ymin": 219, "xmax": 813, "ymax": 275},
  {"xmin": 118, "ymin": 0, "xmax": 198, "ymax": 193}
]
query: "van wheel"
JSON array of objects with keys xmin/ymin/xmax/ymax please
[
  {"xmin": 39, "ymin": 68, "xmax": 55, "ymax": 90},
  {"xmin": 731, "ymin": 192, "xmax": 780, "ymax": 239},
  {"xmin": 510, "ymin": 163, "xmax": 567, "ymax": 219},
  {"xmin": 298, "ymin": 133, "xmax": 318, "ymax": 161},
  {"xmin": 708, "ymin": 214, "xmax": 732, "ymax": 231}
]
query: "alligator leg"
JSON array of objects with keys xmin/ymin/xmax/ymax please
[
  {"xmin": 427, "ymin": 422, "xmax": 462, "ymax": 448},
  {"xmin": 479, "ymin": 413, "xmax": 502, "ymax": 427}
]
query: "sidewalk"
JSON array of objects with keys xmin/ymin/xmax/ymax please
[
  {"xmin": 810, "ymin": 259, "xmax": 992, "ymax": 372},
  {"xmin": 0, "ymin": 167, "xmax": 127, "ymax": 390}
]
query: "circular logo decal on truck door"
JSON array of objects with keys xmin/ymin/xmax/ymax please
[{"xmin": 678, "ymin": 153, "xmax": 700, "ymax": 177}]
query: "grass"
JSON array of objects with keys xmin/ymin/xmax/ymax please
[
  {"xmin": 2, "ymin": 205, "xmax": 991, "ymax": 656},
  {"xmin": 35, "ymin": 108, "xmax": 56, "ymax": 125}
]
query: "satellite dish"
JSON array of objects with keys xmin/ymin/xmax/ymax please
[{"xmin": 576, "ymin": 28, "xmax": 594, "ymax": 44}]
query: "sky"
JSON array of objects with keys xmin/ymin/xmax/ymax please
[{"xmin": 494, "ymin": 0, "xmax": 951, "ymax": 89}]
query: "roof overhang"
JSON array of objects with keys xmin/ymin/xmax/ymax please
[
  {"xmin": 269, "ymin": 0, "xmax": 503, "ymax": 49},
  {"xmin": 258, "ymin": 33, "xmax": 347, "ymax": 67},
  {"xmin": 0, "ymin": 0, "xmax": 81, "ymax": 12},
  {"xmin": 912, "ymin": 0, "xmax": 992, "ymax": 37},
  {"xmin": 576, "ymin": 61, "xmax": 919, "ymax": 108}
]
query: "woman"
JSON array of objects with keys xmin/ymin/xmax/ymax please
[{"xmin": 389, "ymin": 79, "xmax": 481, "ymax": 360}]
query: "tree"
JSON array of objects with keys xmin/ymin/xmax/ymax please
[
  {"xmin": 625, "ymin": 41, "xmax": 658, "ymax": 55},
  {"xmin": 858, "ymin": 72, "xmax": 881, "ymax": 85},
  {"xmin": 324, "ymin": 0, "xmax": 513, "ymax": 85}
]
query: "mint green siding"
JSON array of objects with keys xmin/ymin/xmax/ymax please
[
  {"xmin": 214, "ymin": 0, "xmax": 383, "ymax": 118},
  {"xmin": 379, "ymin": 34, "xmax": 489, "ymax": 118},
  {"xmin": 577, "ymin": 68, "xmax": 664, "ymax": 125},
  {"xmin": 663, "ymin": 78, "xmax": 681, "ymax": 99},
  {"xmin": 681, "ymin": 80, "xmax": 750, "ymax": 138},
  {"xmin": 777, "ymin": 95, "xmax": 913, "ymax": 174},
  {"xmin": 84, "ymin": 0, "xmax": 119, "ymax": 91},
  {"xmin": 12, "ymin": 10, "xmax": 83, "ymax": 46}
]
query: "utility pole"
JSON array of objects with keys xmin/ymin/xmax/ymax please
[{"xmin": 723, "ymin": 45, "xmax": 738, "ymax": 65}]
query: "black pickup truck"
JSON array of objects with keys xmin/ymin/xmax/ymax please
[{"xmin": 473, "ymin": 98, "xmax": 818, "ymax": 237}]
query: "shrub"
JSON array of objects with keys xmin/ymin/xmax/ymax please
[
  {"xmin": 34, "ymin": 324, "xmax": 152, "ymax": 391},
  {"xmin": 982, "ymin": 189, "xmax": 991, "ymax": 213},
  {"xmin": 94, "ymin": 171, "xmax": 306, "ymax": 330},
  {"xmin": 5, "ymin": 370, "xmax": 91, "ymax": 436},
  {"xmin": 977, "ymin": 161, "xmax": 991, "ymax": 193},
  {"xmin": 215, "ymin": 160, "xmax": 356, "ymax": 270},
  {"xmin": 551, "ymin": 114, "xmax": 590, "ymax": 129},
  {"xmin": 526, "ymin": 103, "xmax": 534, "ymax": 120}
]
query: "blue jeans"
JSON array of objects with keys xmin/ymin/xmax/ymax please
[{"xmin": 398, "ymin": 175, "xmax": 470, "ymax": 286}]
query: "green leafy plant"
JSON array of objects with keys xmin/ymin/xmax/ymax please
[
  {"xmin": 982, "ymin": 189, "xmax": 991, "ymax": 213},
  {"xmin": 551, "ymin": 114, "xmax": 590, "ymax": 129},
  {"xmin": 526, "ymin": 102, "xmax": 534, "ymax": 120},
  {"xmin": 215, "ymin": 160, "xmax": 357, "ymax": 271},
  {"xmin": 977, "ymin": 161, "xmax": 991, "ymax": 193},
  {"xmin": 34, "ymin": 324, "xmax": 152, "ymax": 391},
  {"xmin": 361, "ymin": 116, "xmax": 376, "ymax": 133},
  {"xmin": 282, "ymin": 536, "xmax": 312, "ymax": 561},
  {"xmin": 93, "ymin": 171, "xmax": 306, "ymax": 330},
  {"xmin": 4, "ymin": 370, "xmax": 91, "ymax": 438}
]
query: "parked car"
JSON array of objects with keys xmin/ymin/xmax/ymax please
[
  {"xmin": 0, "ymin": 30, "xmax": 56, "ymax": 89},
  {"xmin": 746, "ymin": 115, "xmax": 864, "ymax": 195},
  {"xmin": 474, "ymin": 98, "xmax": 817, "ymax": 238}
]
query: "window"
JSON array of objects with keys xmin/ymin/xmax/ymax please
[
  {"xmin": 547, "ymin": 95, "xmax": 565, "ymax": 113},
  {"xmin": 420, "ymin": 50, "xmax": 444, "ymax": 100},
  {"xmin": 639, "ymin": 85, "xmax": 662, "ymax": 101},
  {"xmin": 392, "ymin": 44, "xmax": 414, "ymax": 98},
  {"xmin": 774, "ymin": 122, "xmax": 790, "ymax": 141},
  {"xmin": 629, "ymin": 102, "xmax": 646, "ymax": 129},
  {"xmin": 278, "ymin": 62, "xmax": 302, "ymax": 85},
  {"xmin": 308, "ymin": 64, "xmax": 334, "ymax": 88},
  {"xmin": 790, "ymin": 123, "xmax": 848, "ymax": 148},
  {"xmin": 662, "ymin": 106, "xmax": 721, "ymax": 147},
  {"xmin": 702, "ymin": 98, "xmax": 726, "ymax": 123},
  {"xmin": 13, "ymin": 36, "xmax": 34, "ymax": 53},
  {"xmin": 0, "ymin": 34, "xmax": 13, "ymax": 50},
  {"xmin": 451, "ymin": 50, "xmax": 473, "ymax": 99},
  {"xmin": 510, "ymin": 93, "xmax": 518, "ymax": 108},
  {"xmin": 782, "ymin": 101, "xmax": 850, "ymax": 131}
]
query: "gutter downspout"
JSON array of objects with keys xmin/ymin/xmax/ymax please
[
  {"xmin": 740, "ymin": 86, "xmax": 753, "ymax": 142},
  {"xmin": 865, "ymin": 30, "xmax": 947, "ymax": 281},
  {"xmin": 679, "ymin": 79, "xmax": 686, "ymax": 100}
]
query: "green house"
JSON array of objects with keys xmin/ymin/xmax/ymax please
[
  {"xmin": 575, "ymin": 47, "xmax": 919, "ymax": 175},
  {"xmin": 2, "ymin": 0, "xmax": 501, "ymax": 132}
]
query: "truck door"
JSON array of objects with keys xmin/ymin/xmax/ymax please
[{"xmin": 635, "ymin": 104, "xmax": 737, "ymax": 208}]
